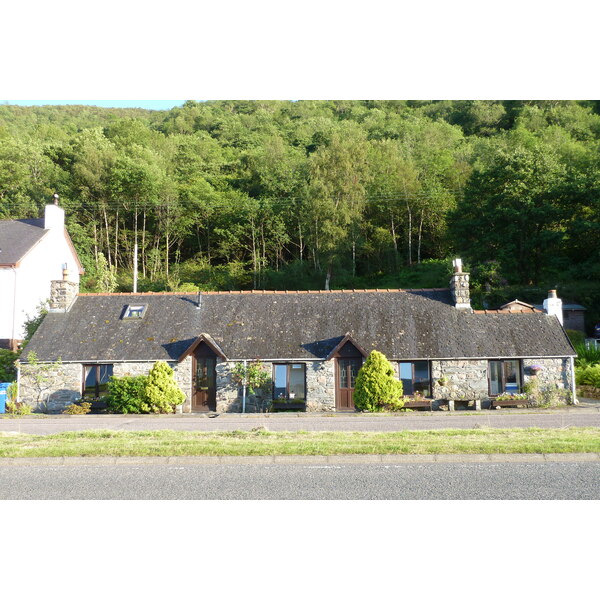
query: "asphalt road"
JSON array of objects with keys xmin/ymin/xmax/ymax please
[
  {"xmin": 1, "ymin": 459, "xmax": 598, "ymax": 499},
  {"xmin": 2, "ymin": 406, "xmax": 600, "ymax": 434}
]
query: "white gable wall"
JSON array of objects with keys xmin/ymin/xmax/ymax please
[{"xmin": 0, "ymin": 226, "xmax": 80, "ymax": 342}]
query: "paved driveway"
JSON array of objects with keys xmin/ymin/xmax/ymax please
[{"xmin": 1, "ymin": 401, "xmax": 599, "ymax": 434}]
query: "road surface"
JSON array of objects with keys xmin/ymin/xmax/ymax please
[{"xmin": 1, "ymin": 456, "xmax": 598, "ymax": 499}]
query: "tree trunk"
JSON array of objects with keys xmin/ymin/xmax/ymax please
[
  {"xmin": 142, "ymin": 210, "xmax": 147, "ymax": 279},
  {"xmin": 93, "ymin": 221, "xmax": 99, "ymax": 268},
  {"xmin": 251, "ymin": 217, "xmax": 257, "ymax": 289},
  {"xmin": 114, "ymin": 210, "xmax": 119, "ymax": 268},
  {"xmin": 103, "ymin": 207, "xmax": 111, "ymax": 267},
  {"xmin": 406, "ymin": 201, "xmax": 412, "ymax": 266},
  {"xmin": 417, "ymin": 209, "xmax": 424, "ymax": 264}
]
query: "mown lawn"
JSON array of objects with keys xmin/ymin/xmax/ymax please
[{"xmin": 0, "ymin": 427, "xmax": 599, "ymax": 457}]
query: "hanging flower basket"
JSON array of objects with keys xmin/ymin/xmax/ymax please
[{"xmin": 529, "ymin": 365, "xmax": 543, "ymax": 375}]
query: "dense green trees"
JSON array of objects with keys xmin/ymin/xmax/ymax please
[{"xmin": 1, "ymin": 100, "xmax": 600, "ymax": 326}]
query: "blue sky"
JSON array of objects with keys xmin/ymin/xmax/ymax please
[{"xmin": 2, "ymin": 100, "xmax": 186, "ymax": 111}]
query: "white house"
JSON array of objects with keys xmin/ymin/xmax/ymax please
[{"xmin": 0, "ymin": 197, "xmax": 83, "ymax": 350}]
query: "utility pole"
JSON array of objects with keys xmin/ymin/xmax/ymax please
[{"xmin": 133, "ymin": 242, "xmax": 138, "ymax": 293}]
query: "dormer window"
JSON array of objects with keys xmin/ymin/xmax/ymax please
[{"xmin": 123, "ymin": 304, "xmax": 147, "ymax": 319}]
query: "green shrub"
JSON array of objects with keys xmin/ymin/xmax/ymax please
[
  {"xmin": 0, "ymin": 349, "xmax": 18, "ymax": 382},
  {"xmin": 574, "ymin": 343, "xmax": 600, "ymax": 367},
  {"xmin": 106, "ymin": 362, "xmax": 185, "ymax": 414},
  {"xmin": 354, "ymin": 351, "xmax": 403, "ymax": 412},
  {"xmin": 144, "ymin": 361, "xmax": 185, "ymax": 413},
  {"xmin": 6, "ymin": 381, "xmax": 18, "ymax": 402},
  {"xmin": 63, "ymin": 402, "xmax": 92, "ymax": 415},
  {"xmin": 6, "ymin": 401, "xmax": 33, "ymax": 416},
  {"xmin": 106, "ymin": 375, "xmax": 149, "ymax": 414},
  {"xmin": 575, "ymin": 365, "xmax": 600, "ymax": 388}
]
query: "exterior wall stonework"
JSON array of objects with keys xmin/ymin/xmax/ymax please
[
  {"xmin": 17, "ymin": 356, "xmax": 575, "ymax": 414},
  {"xmin": 19, "ymin": 362, "xmax": 83, "ymax": 413},
  {"xmin": 213, "ymin": 360, "xmax": 336, "ymax": 413},
  {"xmin": 431, "ymin": 360, "xmax": 489, "ymax": 407},
  {"xmin": 19, "ymin": 360, "xmax": 192, "ymax": 413},
  {"xmin": 215, "ymin": 360, "xmax": 243, "ymax": 412},
  {"xmin": 305, "ymin": 360, "xmax": 335, "ymax": 412},
  {"xmin": 430, "ymin": 357, "xmax": 574, "ymax": 409},
  {"xmin": 522, "ymin": 357, "xmax": 573, "ymax": 395}
]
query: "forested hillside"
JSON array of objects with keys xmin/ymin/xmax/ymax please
[{"xmin": 1, "ymin": 100, "xmax": 600, "ymax": 329}]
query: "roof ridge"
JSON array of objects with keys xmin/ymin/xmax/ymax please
[{"xmin": 78, "ymin": 287, "xmax": 452, "ymax": 297}]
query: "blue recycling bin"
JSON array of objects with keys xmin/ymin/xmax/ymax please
[{"xmin": 0, "ymin": 382, "xmax": 10, "ymax": 414}]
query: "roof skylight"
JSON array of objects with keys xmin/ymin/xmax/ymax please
[{"xmin": 123, "ymin": 304, "xmax": 147, "ymax": 320}]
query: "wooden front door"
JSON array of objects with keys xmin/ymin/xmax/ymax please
[
  {"xmin": 336, "ymin": 357, "xmax": 362, "ymax": 411},
  {"xmin": 193, "ymin": 345, "xmax": 217, "ymax": 412}
]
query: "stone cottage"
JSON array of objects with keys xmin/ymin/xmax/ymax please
[{"xmin": 18, "ymin": 262, "xmax": 576, "ymax": 413}]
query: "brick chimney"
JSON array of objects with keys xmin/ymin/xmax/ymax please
[
  {"xmin": 450, "ymin": 258, "xmax": 471, "ymax": 311},
  {"xmin": 49, "ymin": 266, "xmax": 79, "ymax": 312},
  {"xmin": 543, "ymin": 289, "xmax": 563, "ymax": 325}
]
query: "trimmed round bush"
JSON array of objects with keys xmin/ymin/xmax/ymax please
[
  {"xmin": 353, "ymin": 350, "xmax": 403, "ymax": 412},
  {"xmin": 144, "ymin": 361, "xmax": 185, "ymax": 413}
]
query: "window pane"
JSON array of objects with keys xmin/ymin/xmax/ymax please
[
  {"xmin": 399, "ymin": 362, "xmax": 414, "ymax": 395},
  {"xmin": 489, "ymin": 361, "xmax": 502, "ymax": 395},
  {"xmin": 504, "ymin": 360, "xmax": 520, "ymax": 394},
  {"xmin": 339, "ymin": 360, "xmax": 349, "ymax": 388},
  {"xmin": 274, "ymin": 364, "xmax": 287, "ymax": 399},
  {"xmin": 288, "ymin": 364, "xmax": 305, "ymax": 401},
  {"xmin": 97, "ymin": 365, "xmax": 113, "ymax": 396},
  {"xmin": 349, "ymin": 360, "xmax": 360, "ymax": 388},
  {"xmin": 84, "ymin": 366, "xmax": 97, "ymax": 396},
  {"xmin": 413, "ymin": 361, "xmax": 430, "ymax": 395}
]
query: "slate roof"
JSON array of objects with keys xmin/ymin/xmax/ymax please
[
  {"xmin": 23, "ymin": 289, "xmax": 576, "ymax": 362},
  {"xmin": 0, "ymin": 219, "xmax": 47, "ymax": 265}
]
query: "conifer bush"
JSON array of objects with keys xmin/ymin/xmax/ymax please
[
  {"xmin": 144, "ymin": 361, "xmax": 185, "ymax": 413},
  {"xmin": 353, "ymin": 351, "xmax": 404, "ymax": 412}
]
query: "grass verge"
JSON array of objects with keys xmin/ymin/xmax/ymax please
[{"xmin": 0, "ymin": 428, "xmax": 599, "ymax": 457}]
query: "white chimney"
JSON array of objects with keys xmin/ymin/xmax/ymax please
[
  {"xmin": 543, "ymin": 289, "xmax": 563, "ymax": 325},
  {"xmin": 44, "ymin": 203, "xmax": 65, "ymax": 231}
]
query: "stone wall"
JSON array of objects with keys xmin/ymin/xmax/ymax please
[
  {"xmin": 431, "ymin": 359, "xmax": 489, "ymax": 408},
  {"xmin": 430, "ymin": 357, "xmax": 574, "ymax": 409},
  {"xmin": 19, "ymin": 361, "xmax": 83, "ymax": 413},
  {"xmin": 215, "ymin": 360, "xmax": 336, "ymax": 413},
  {"xmin": 215, "ymin": 360, "xmax": 243, "ymax": 412},
  {"xmin": 522, "ymin": 357, "xmax": 573, "ymax": 400},
  {"xmin": 305, "ymin": 360, "xmax": 336, "ymax": 412},
  {"xmin": 19, "ymin": 359, "xmax": 192, "ymax": 413}
]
